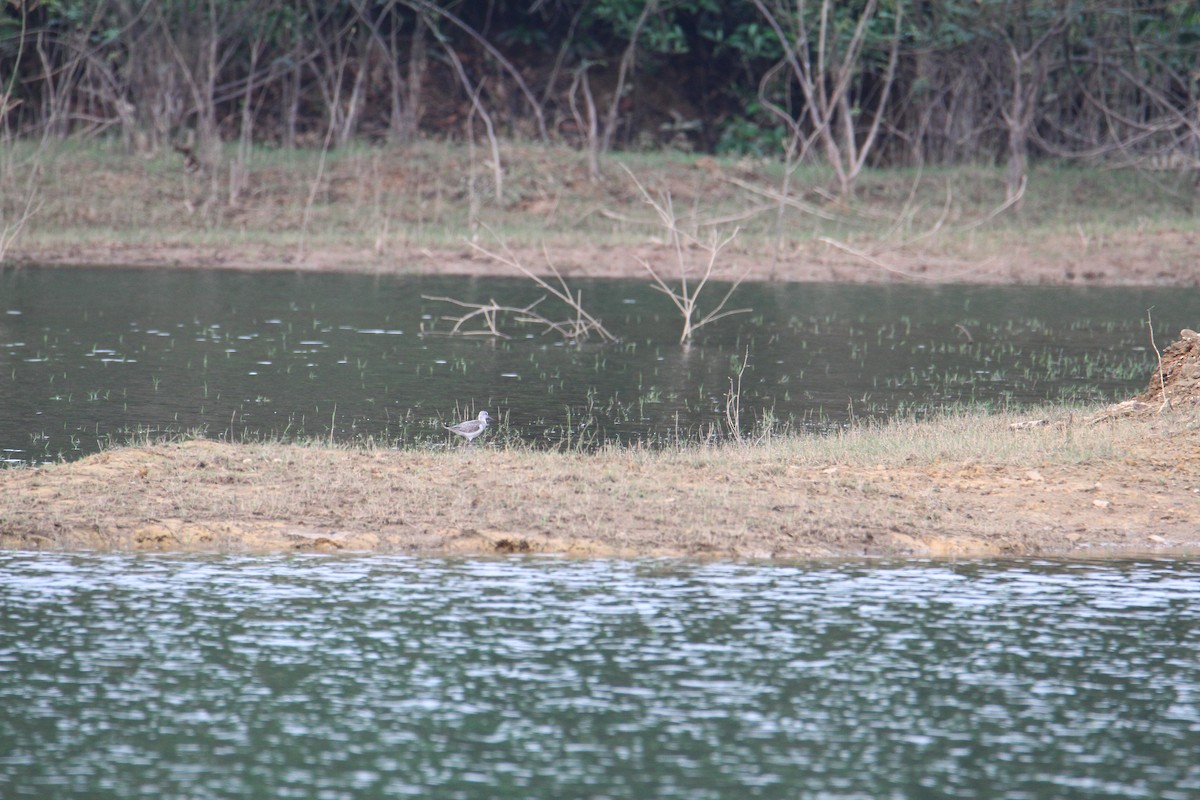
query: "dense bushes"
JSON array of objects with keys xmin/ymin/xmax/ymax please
[{"xmin": 2, "ymin": 1, "xmax": 1197, "ymax": 187}]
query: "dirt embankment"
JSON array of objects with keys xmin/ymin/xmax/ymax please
[
  {"xmin": 14, "ymin": 227, "xmax": 1200, "ymax": 288},
  {"xmin": 1137, "ymin": 329, "xmax": 1200, "ymax": 406},
  {"xmin": 7, "ymin": 143, "xmax": 1200, "ymax": 287},
  {"xmin": 3, "ymin": 335, "xmax": 1197, "ymax": 560}
]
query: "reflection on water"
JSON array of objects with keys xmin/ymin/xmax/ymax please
[
  {"xmin": 2, "ymin": 266, "xmax": 1197, "ymax": 462},
  {"xmin": 1, "ymin": 554, "xmax": 1197, "ymax": 799}
]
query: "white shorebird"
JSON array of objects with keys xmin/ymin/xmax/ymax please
[{"xmin": 444, "ymin": 410, "xmax": 492, "ymax": 443}]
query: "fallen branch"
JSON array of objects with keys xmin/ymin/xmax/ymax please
[
  {"xmin": 422, "ymin": 294, "xmax": 605, "ymax": 340},
  {"xmin": 0, "ymin": 190, "xmax": 42, "ymax": 263},
  {"xmin": 817, "ymin": 236, "xmax": 954, "ymax": 282},
  {"xmin": 466, "ymin": 235, "xmax": 617, "ymax": 343},
  {"xmin": 721, "ymin": 174, "xmax": 849, "ymax": 223},
  {"xmin": 423, "ymin": 230, "xmax": 616, "ymax": 343},
  {"xmin": 953, "ymin": 174, "xmax": 1027, "ymax": 234},
  {"xmin": 1146, "ymin": 307, "xmax": 1171, "ymax": 412}
]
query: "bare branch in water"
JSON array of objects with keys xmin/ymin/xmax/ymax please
[{"xmin": 622, "ymin": 164, "xmax": 751, "ymax": 344}]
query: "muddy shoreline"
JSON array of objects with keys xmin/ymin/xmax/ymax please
[
  {"xmin": 9, "ymin": 229, "xmax": 1200, "ymax": 287},
  {"xmin": 3, "ymin": 405, "xmax": 1197, "ymax": 560}
]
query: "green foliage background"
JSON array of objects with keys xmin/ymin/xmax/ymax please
[{"xmin": 1, "ymin": 0, "xmax": 1197, "ymax": 168}]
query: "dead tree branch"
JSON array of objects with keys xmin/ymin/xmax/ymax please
[{"xmin": 623, "ymin": 165, "xmax": 751, "ymax": 344}]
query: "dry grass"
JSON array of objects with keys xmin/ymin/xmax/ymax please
[
  {"xmin": 5, "ymin": 139, "xmax": 1198, "ymax": 286},
  {"xmin": 3, "ymin": 404, "xmax": 1197, "ymax": 560}
]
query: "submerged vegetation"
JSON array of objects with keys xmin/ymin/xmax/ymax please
[{"xmin": 2, "ymin": 262, "xmax": 1186, "ymax": 466}]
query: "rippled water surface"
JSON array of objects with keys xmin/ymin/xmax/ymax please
[
  {"xmin": 3, "ymin": 267, "xmax": 1198, "ymax": 462},
  {"xmin": 1, "ymin": 554, "xmax": 1197, "ymax": 799}
]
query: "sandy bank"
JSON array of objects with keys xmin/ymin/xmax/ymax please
[{"xmin": 3, "ymin": 401, "xmax": 1197, "ymax": 560}]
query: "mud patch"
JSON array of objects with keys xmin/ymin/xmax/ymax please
[
  {"xmin": 1137, "ymin": 329, "xmax": 1200, "ymax": 409},
  {"xmin": 888, "ymin": 531, "xmax": 1010, "ymax": 558}
]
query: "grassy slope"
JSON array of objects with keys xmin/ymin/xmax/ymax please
[{"xmin": 4, "ymin": 139, "xmax": 1198, "ymax": 280}]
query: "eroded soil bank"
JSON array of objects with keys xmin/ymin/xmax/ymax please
[{"xmin": 13, "ymin": 227, "xmax": 1200, "ymax": 288}]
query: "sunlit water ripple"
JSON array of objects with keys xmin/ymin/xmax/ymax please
[{"xmin": 1, "ymin": 553, "xmax": 1197, "ymax": 799}]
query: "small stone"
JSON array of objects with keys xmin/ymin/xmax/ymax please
[
  {"xmin": 1025, "ymin": 469, "xmax": 1045, "ymax": 482},
  {"xmin": 1147, "ymin": 534, "xmax": 1168, "ymax": 544},
  {"xmin": 1092, "ymin": 499, "xmax": 1110, "ymax": 509}
]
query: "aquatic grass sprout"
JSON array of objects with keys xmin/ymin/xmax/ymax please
[{"xmin": 1, "ymin": 268, "xmax": 1189, "ymax": 464}]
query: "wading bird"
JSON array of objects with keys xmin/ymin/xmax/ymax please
[{"xmin": 444, "ymin": 410, "xmax": 492, "ymax": 443}]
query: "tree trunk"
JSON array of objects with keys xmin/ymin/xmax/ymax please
[
  {"xmin": 400, "ymin": 14, "xmax": 427, "ymax": 143},
  {"xmin": 600, "ymin": 0, "xmax": 657, "ymax": 154},
  {"xmin": 1006, "ymin": 64, "xmax": 1027, "ymax": 207}
]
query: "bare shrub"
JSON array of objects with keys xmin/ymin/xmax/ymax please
[{"xmin": 623, "ymin": 166, "xmax": 750, "ymax": 344}]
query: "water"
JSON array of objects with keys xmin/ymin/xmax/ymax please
[
  {"xmin": 2, "ymin": 266, "xmax": 1196, "ymax": 462},
  {"xmin": 0, "ymin": 553, "xmax": 1197, "ymax": 799}
]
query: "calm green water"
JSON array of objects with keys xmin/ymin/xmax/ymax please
[
  {"xmin": 2, "ymin": 266, "xmax": 1197, "ymax": 462},
  {"xmin": 0, "ymin": 554, "xmax": 1197, "ymax": 799}
]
